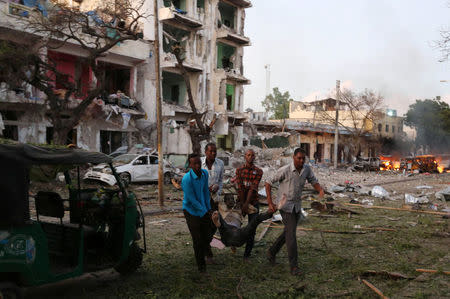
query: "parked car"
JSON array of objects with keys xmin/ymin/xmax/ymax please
[
  {"xmin": 109, "ymin": 145, "xmax": 128, "ymax": 158},
  {"xmin": 84, "ymin": 153, "xmax": 175, "ymax": 185}
]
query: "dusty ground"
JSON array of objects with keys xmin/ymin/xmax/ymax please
[{"xmin": 26, "ymin": 171, "xmax": 450, "ymax": 298}]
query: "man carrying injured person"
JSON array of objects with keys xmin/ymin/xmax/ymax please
[{"xmin": 211, "ymin": 194, "xmax": 287, "ymax": 248}]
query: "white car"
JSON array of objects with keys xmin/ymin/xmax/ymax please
[{"xmin": 83, "ymin": 154, "xmax": 175, "ymax": 185}]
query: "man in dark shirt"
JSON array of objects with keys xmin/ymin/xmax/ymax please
[
  {"xmin": 235, "ymin": 149, "xmax": 263, "ymax": 261},
  {"xmin": 211, "ymin": 194, "xmax": 286, "ymax": 248}
]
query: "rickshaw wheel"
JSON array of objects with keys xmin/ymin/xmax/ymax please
[
  {"xmin": 114, "ymin": 242, "xmax": 143, "ymax": 275},
  {"xmin": 0, "ymin": 282, "xmax": 22, "ymax": 299}
]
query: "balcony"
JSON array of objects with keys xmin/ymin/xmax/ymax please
[
  {"xmin": 221, "ymin": 0, "xmax": 252, "ymax": 8},
  {"xmin": 0, "ymin": 1, "xmax": 34, "ymax": 31},
  {"xmin": 159, "ymin": 7, "xmax": 203, "ymax": 29},
  {"xmin": 0, "ymin": 82, "xmax": 44, "ymax": 107},
  {"xmin": 162, "ymin": 102, "xmax": 192, "ymax": 117},
  {"xmin": 225, "ymin": 69, "xmax": 250, "ymax": 85},
  {"xmin": 217, "ymin": 27, "xmax": 250, "ymax": 46},
  {"xmin": 161, "ymin": 52, "xmax": 203, "ymax": 73}
]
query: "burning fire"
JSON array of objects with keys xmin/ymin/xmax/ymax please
[{"xmin": 437, "ymin": 165, "xmax": 444, "ymax": 174}]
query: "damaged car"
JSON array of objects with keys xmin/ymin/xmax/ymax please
[
  {"xmin": 353, "ymin": 157, "xmax": 380, "ymax": 171},
  {"xmin": 84, "ymin": 153, "xmax": 176, "ymax": 185}
]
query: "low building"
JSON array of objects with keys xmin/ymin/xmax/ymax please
[
  {"xmin": 246, "ymin": 119, "xmax": 379, "ymax": 164},
  {"xmin": 289, "ymin": 98, "xmax": 405, "ymax": 140}
]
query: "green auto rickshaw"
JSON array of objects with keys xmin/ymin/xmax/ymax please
[{"xmin": 0, "ymin": 144, "xmax": 146, "ymax": 298}]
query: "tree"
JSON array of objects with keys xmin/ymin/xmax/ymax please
[
  {"xmin": 0, "ymin": 0, "xmax": 146, "ymax": 144},
  {"xmin": 317, "ymin": 88, "xmax": 384, "ymax": 159},
  {"xmin": 262, "ymin": 87, "xmax": 292, "ymax": 120},
  {"xmin": 163, "ymin": 29, "xmax": 216, "ymax": 154},
  {"xmin": 405, "ymin": 98, "xmax": 450, "ymax": 152}
]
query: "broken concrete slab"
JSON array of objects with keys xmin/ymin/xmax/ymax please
[
  {"xmin": 435, "ymin": 186, "xmax": 450, "ymax": 201},
  {"xmin": 405, "ymin": 193, "xmax": 429, "ymax": 204},
  {"xmin": 371, "ymin": 186, "xmax": 390, "ymax": 198}
]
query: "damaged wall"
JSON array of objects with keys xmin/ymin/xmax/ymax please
[
  {"xmin": 163, "ymin": 124, "xmax": 192, "ymax": 154},
  {"xmin": 146, "ymin": 0, "xmax": 251, "ymax": 155}
]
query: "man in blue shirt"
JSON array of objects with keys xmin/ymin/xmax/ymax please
[{"xmin": 182, "ymin": 153, "xmax": 214, "ymax": 273}]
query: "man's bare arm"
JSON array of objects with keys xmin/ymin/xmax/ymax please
[
  {"xmin": 313, "ymin": 182, "xmax": 325, "ymax": 199},
  {"xmin": 265, "ymin": 182, "xmax": 276, "ymax": 211}
]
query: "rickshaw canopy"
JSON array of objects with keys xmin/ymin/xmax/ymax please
[{"xmin": 0, "ymin": 144, "xmax": 112, "ymax": 227}]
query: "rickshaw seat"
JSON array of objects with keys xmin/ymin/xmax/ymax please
[{"xmin": 35, "ymin": 191, "xmax": 65, "ymax": 221}]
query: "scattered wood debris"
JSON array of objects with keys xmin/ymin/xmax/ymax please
[
  {"xmin": 256, "ymin": 219, "xmax": 272, "ymax": 242},
  {"xmin": 360, "ymin": 278, "xmax": 389, "ymax": 299}
]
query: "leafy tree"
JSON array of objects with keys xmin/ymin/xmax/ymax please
[
  {"xmin": 317, "ymin": 88, "xmax": 384, "ymax": 159},
  {"xmin": 0, "ymin": 0, "xmax": 146, "ymax": 144},
  {"xmin": 405, "ymin": 99, "xmax": 450, "ymax": 152},
  {"xmin": 262, "ymin": 87, "xmax": 293, "ymax": 120}
]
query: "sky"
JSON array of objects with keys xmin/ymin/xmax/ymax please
[{"xmin": 243, "ymin": 0, "xmax": 450, "ymax": 115}]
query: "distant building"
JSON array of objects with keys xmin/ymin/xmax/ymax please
[
  {"xmin": 372, "ymin": 109, "xmax": 405, "ymax": 139},
  {"xmin": 245, "ymin": 119, "xmax": 378, "ymax": 163},
  {"xmin": 245, "ymin": 108, "xmax": 268, "ymax": 122},
  {"xmin": 289, "ymin": 98, "xmax": 405, "ymax": 139}
]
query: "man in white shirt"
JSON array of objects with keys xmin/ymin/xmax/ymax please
[
  {"xmin": 201, "ymin": 143, "xmax": 224, "ymax": 209},
  {"xmin": 201, "ymin": 143, "xmax": 224, "ymax": 264}
]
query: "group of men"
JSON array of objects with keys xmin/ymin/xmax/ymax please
[{"xmin": 181, "ymin": 143, "xmax": 324, "ymax": 275}]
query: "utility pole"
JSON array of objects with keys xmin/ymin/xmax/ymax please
[
  {"xmin": 154, "ymin": 0, "xmax": 164, "ymax": 207},
  {"xmin": 264, "ymin": 64, "xmax": 270, "ymax": 96},
  {"xmin": 333, "ymin": 80, "xmax": 340, "ymax": 169}
]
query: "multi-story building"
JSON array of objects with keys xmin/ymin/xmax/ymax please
[
  {"xmin": 0, "ymin": 0, "xmax": 155, "ymax": 153},
  {"xmin": 155, "ymin": 0, "xmax": 251, "ymax": 155},
  {"xmin": 0, "ymin": 0, "xmax": 252, "ymax": 157},
  {"xmin": 372, "ymin": 109, "xmax": 405, "ymax": 139}
]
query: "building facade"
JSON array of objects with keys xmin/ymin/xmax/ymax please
[
  {"xmin": 156, "ymin": 0, "xmax": 251, "ymax": 156},
  {"xmin": 0, "ymin": 0, "xmax": 156, "ymax": 153},
  {"xmin": 289, "ymin": 99, "xmax": 404, "ymax": 139},
  {"xmin": 0, "ymin": 0, "xmax": 252, "ymax": 157}
]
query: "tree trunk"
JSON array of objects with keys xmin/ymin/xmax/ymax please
[
  {"xmin": 189, "ymin": 130, "xmax": 202, "ymax": 154},
  {"xmin": 53, "ymin": 124, "xmax": 72, "ymax": 145}
]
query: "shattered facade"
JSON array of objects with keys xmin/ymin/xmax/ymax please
[
  {"xmin": 1, "ymin": 0, "xmax": 252, "ymax": 157},
  {"xmin": 156, "ymin": 0, "xmax": 251, "ymax": 155},
  {"xmin": 0, "ymin": 0, "xmax": 158, "ymax": 153},
  {"xmin": 245, "ymin": 119, "xmax": 377, "ymax": 164}
]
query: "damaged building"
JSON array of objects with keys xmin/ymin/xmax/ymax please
[
  {"xmin": 245, "ymin": 119, "xmax": 378, "ymax": 164},
  {"xmin": 157, "ymin": 0, "xmax": 251, "ymax": 159},
  {"xmin": 289, "ymin": 99, "xmax": 405, "ymax": 139},
  {"xmin": 0, "ymin": 0, "xmax": 159, "ymax": 154},
  {"xmin": 243, "ymin": 97, "xmax": 405, "ymax": 164},
  {"xmin": 0, "ymin": 0, "xmax": 252, "ymax": 159}
]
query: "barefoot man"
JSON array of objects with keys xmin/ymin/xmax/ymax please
[{"xmin": 265, "ymin": 148, "xmax": 325, "ymax": 276}]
